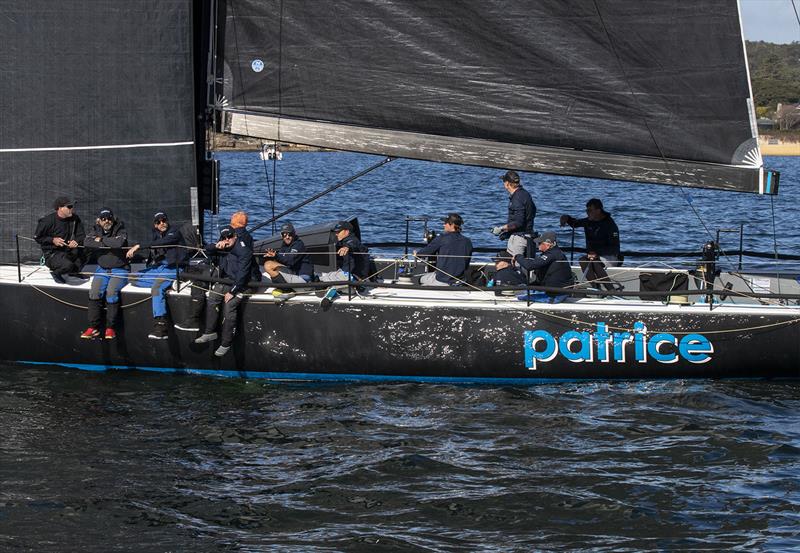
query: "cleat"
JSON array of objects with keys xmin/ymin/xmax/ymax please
[
  {"xmin": 194, "ymin": 332, "xmax": 218, "ymax": 344},
  {"xmin": 104, "ymin": 328, "xmax": 116, "ymax": 340},
  {"xmin": 80, "ymin": 327, "xmax": 100, "ymax": 339},
  {"xmin": 214, "ymin": 344, "xmax": 231, "ymax": 357}
]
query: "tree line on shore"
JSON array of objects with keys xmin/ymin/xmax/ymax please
[{"xmin": 746, "ymin": 41, "xmax": 800, "ymax": 116}]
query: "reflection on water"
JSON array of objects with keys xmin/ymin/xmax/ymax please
[{"xmin": 1, "ymin": 366, "xmax": 798, "ymax": 551}]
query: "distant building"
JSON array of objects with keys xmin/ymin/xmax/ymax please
[
  {"xmin": 776, "ymin": 103, "xmax": 800, "ymax": 130},
  {"xmin": 757, "ymin": 117, "xmax": 775, "ymax": 131}
]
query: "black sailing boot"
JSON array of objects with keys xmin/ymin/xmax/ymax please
[
  {"xmin": 148, "ymin": 316, "xmax": 169, "ymax": 340},
  {"xmin": 104, "ymin": 301, "xmax": 120, "ymax": 340},
  {"xmin": 81, "ymin": 298, "xmax": 103, "ymax": 339}
]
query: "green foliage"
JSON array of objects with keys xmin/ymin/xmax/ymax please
[{"xmin": 746, "ymin": 41, "xmax": 800, "ymax": 108}]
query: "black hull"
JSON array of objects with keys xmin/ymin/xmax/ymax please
[{"xmin": 3, "ymin": 280, "xmax": 799, "ymax": 383}]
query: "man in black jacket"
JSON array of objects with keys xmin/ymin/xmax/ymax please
[
  {"xmin": 415, "ymin": 213, "xmax": 473, "ymax": 286},
  {"xmin": 319, "ymin": 221, "xmax": 369, "ymax": 282},
  {"xmin": 491, "ymin": 250, "xmax": 525, "ymax": 291},
  {"xmin": 560, "ymin": 198, "xmax": 622, "ymax": 291},
  {"xmin": 514, "ymin": 231, "xmax": 573, "ymax": 303},
  {"xmin": 81, "ymin": 209, "xmax": 129, "ymax": 339},
  {"xmin": 126, "ymin": 212, "xmax": 187, "ymax": 340},
  {"xmin": 492, "ymin": 171, "xmax": 536, "ymax": 257},
  {"xmin": 263, "ymin": 222, "xmax": 314, "ymax": 286},
  {"xmin": 34, "ymin": 196, "xmax": 86, "ymax": 283},
  {"xmin": 194, "ymin": 211, "xmax": 261, "ymax": 357}
]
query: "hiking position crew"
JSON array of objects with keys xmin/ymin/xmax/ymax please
[
  {"xmin": 194, "ymin": 212, "xmax": 262, "ymax": 357},
  {"xmin": 34, "ymin": 196, "xmax": 86, "ymax": 284},
  {"xmin": 81, "ymin": 209, "xmax": 129, "ymax": 339},
  {"xmin": 126, "ymin": 212, "xmax": 188, "ymax": 340}
]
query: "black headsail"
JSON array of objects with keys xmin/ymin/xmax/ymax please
[
  {"xmin": 217, "ymin": 0, "xmax": 777, "ymax": 195},
  {"xmin": 0, "ymin": 1, "xmax": 204, "ymax": 264}
]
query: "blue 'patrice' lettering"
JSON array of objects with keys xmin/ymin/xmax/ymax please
[{"xmin": 524, "ymin": 323, "xmax": 713, "ymax": 370}]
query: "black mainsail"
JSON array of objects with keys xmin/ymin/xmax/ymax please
[
  {"xmin": 0, "ymin": 1, "xmax": 202, "ymax": 264},
  {"xmin": 218, "ymin": 0, "xmax": 777, "ymax": 195}
]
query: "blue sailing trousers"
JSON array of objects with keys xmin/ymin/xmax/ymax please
[
  {"xmin": 89, "ymin": 267, "xmax": 128, "ymax": 303},
  {"xmin": 131, "ymin": 263, "xmax": 176, "ymax": 317}
]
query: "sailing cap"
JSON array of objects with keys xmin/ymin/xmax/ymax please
[
  {"xmin": 98, "ymin": 208, "xmax": 114, "ymax": 220},
  {"xmin": 280, "ymin": 222, "xmax": 296, "ymax": 235},
  {"xmin": 230, "ymin": 211, "xmax": 248, "ymax": 229},
  {"xmin": 53, "ymin": 196, "xmax": 74, "ymax": 209},
  {"xmin": 493, "ymin": 250, "xmax": 514, "ymax": 263},
  {"xmin": 153, "ymin": 211, "xmax": 168, "ymax": 223},
  {"xmin": 442, "ymin": 213, "xmax": 464, "ymax": 227},
  {"xmin": 218, "ymin": 225, "xmax": 234, "ymax": 240},
  {"xmin": 501, "ymin": 170, "xmax": 520, "ymax": 185},
  {"xmin": 534, "ymin": 231, "xmax": 557, "ymax": 245},
  {"xmin": 332, "ymin": 221, "xmax": 353, "ymax": 233}
]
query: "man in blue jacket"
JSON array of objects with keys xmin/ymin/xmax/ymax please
[
  {"xmin": 263, "ymin": 222, "xmax": 314, "ymax": 286},
  {"xmin": 319, "ymin": 221, "xmax": 370, "ymax": 282},
  {"xmin": 492, "ymin": 170, "xmax": 536, "ymax": 257},
  {"xmin": 127, "ymin": 212, "xmax": 187, "ymax": 340},
  {"xmin": 514, "ymin": 231, "xmax": 573, "ymax": 303},
  {"xmin": 194, "ymin": 211, "xmax": 261, "ymax": 357},
  {"xmin": 415, "ymin": 213, "xmax": 473, "ymax": 286}
]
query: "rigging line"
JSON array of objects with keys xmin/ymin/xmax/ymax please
[
  {"xmin": 590, "ymin": 2, "xmax": 728, "ymax": 249},
  {"xmin": 792, "ymin": 0, "xmax": 800, "ymax": 31},
  {"xmin": 770, "ymin": 194, "xmax": 782, "ymax": 296}
]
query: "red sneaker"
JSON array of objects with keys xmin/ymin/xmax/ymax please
[
  {"xmin": 104, "ymin": 328, "xmax": 116, "ymax": 340},
  {"xmin": 80, "ymin": 327, "xmax": 100, "ymax": 339}
]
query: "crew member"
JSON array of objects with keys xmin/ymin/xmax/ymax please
[
  {"xmin": 175, "ymin": 226, "xmax": 232, "ymax": 333},
  {"xmin": 514, "ymin": 231, "xmax": 572, "ymax": 303},
  {"xmin": 34, "ymin": 196, "xmax": 86, "ymax": 284},
  {"xmin": 263, "ymin": 222, "xmax": 314, "ymax": 286},
  {"xmin": 415, "ymin": 213, "xmax": 473, "ymax": 286},
  {"xmin": 126, "ymin": 212, "xmax": 187, "ymax": 340},
  {"xmin": 560, "ymin": 198, "xmax": 622, "ymax": 291},
  {"xmin": 194, "ymin": 211, "xmax": 261, "ymax": 357},
  {"xmin": 492, "ymin": 170, "xmax": 536, "ymax": 257},
  {"xmin": 491, "ymin": 250, "xmax": 525, "ymax": 292},
  {"xmin": 81, "ymin": 209, "xmax": 129, "ymax": 339},
  {"xmin": 319, "ymin": 221, "xmax": 370, "ymax": 282}
]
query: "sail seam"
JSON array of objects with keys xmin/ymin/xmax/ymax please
[{"xmin": 0, "ymin": 141, "xmax": 194, "ymax": 153}]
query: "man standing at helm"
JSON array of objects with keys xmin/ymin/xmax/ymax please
[{"xmin": 492, "ymin": 170, "xmax": 536, "ymax": 257}]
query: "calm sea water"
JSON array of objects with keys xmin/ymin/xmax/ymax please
[{"xmin": 2, "ymin": 154, "xmax": 799, "ymax": 551}]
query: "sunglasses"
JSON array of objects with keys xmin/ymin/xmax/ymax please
[
  {"xmin": 64, "ymin": 204, "xmax": 74, "ymax": 209},
  {"xmin": 281, "ymin": 232, "xmax": 292, "ymax": 237},
  {"xmin": 154, "ymin": 219, "xmax": 168, "ymax": 224}
]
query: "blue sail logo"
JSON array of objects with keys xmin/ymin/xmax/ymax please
[{"xmin": 524, "ymin": 322, "xmax": 713, "ymax": 370}]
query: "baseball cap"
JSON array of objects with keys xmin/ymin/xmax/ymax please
[
  {"xmin": 332, "ymin": 221, "xmax": 353, "ymax": 232},
  {"xmin": 280, "ymin": 222, "xmax": 296, "ymax": 235},
  {"xmin": 98, "ymin": 208, "xmax": 114, "ymax": 220},
  {"xmin": 501, "ymin": 170, "xmax": 520, "ymax": 185},
  {"xmin": 534, "ymin": 231, "xmax": 557, "ymax": 245},
  {"xmin": 218, "ymin": 225, "xmax": 234, "ymax": 240},
  {"xmin": 153, "ymin": 211, "xmax": 168, "ymax": 223}
]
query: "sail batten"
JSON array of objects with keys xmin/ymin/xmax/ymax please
[{"xmin": 221, "ymin": 0, "xmax": 772, "ymax": 193}]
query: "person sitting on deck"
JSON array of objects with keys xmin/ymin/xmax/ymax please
[
  {"xmin": 126, "ymin": 212, "xmax": 188, "ymax": 340},
  {"xmin": 514, "ymin": 231, "xmax": 573, "ymax": 303},
  {"xmin": 560, "ymin": 198, "xmax": 622, "ymax": 292},
  {"xmin": 490, "ymin": 250, "xmax": 525, "ymax": 295},
  {"xmin": 318, "ymin": 221, "xmax": 370, "ymax": 282},
  {"xmin": 81, "ymin": 209, "xmax": 129, "ymax": 340},
  {"xmin": 34, "ymin": 196, "xmax": 86, "ymax": 284},
  {"xmin": 194, "ymin": 211, "xmax": 262, "ymax": 357},
  {"xmin": 263, "ymin": 222, "xmax": 314, "ymax": 288},
  {"xmin": 414, "ymin": 213, "xmax": 473, "ymax": 286}
]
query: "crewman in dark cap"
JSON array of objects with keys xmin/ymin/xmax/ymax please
[
  {"xmin": 263, "ymin": 221, "xmax": 314, "ymax": 286},
  {"xmin": 194, "ymin": 211, "xmax": 261, "ymax": 357},
  {"xmin": 492, "ymin": 170, "xmax": 536, "ymax": 257},
  {"xmin": 319, "ymin": 220, "xmax": 370, "ymax": 282},
  {"xmin": 81, "ymin": 208, "xmax": 129, "ymax": 339},
  {"xmin": 34, "ymin": 196, "xmax": 86, "ymax": 283},
  {"xmin": 126, "ymin": 211, "xmax": 187, "ymax": 340},
  {"xmin": 491, "ymin": 250, "xmax": 525, "ymax": 287},
  {"xmin": 514, "ymin": 231, "xmax": 573, "ymax": 303},
  {"xmin": 415, "ymin": 213, "xmax": 473, "ymax": 286}
]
